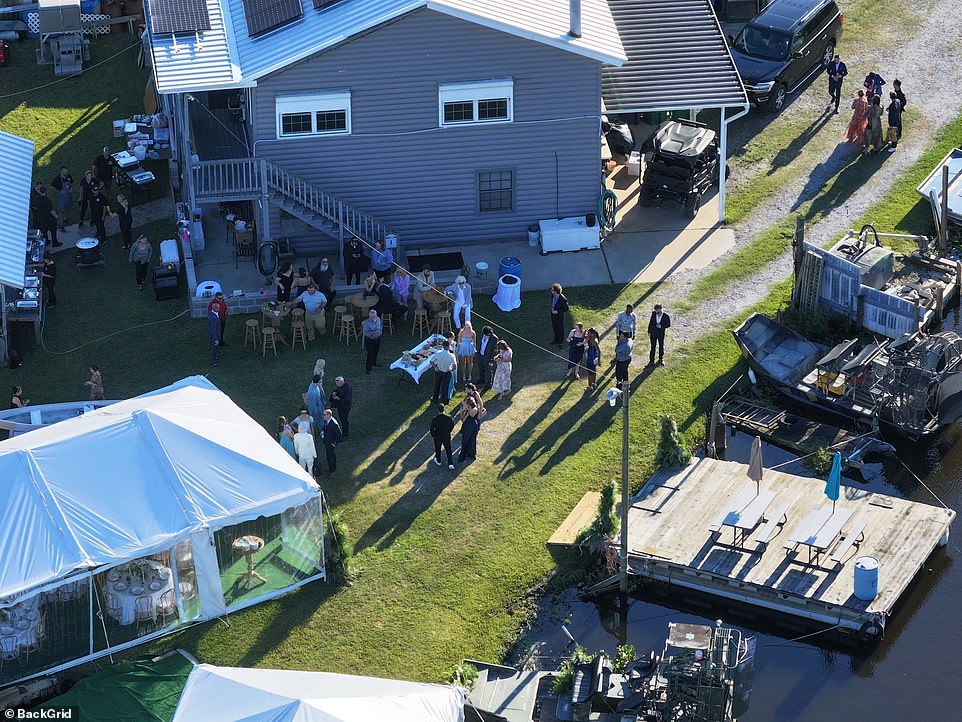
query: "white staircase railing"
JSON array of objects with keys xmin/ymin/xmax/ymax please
[{"xmin": 191, "ymin": 158, "xmax": 398, "ymax": 248}]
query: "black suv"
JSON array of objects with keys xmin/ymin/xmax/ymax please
[{"xmin": 729, "ymin": 0, "xmax": 843, "ymax": 112}]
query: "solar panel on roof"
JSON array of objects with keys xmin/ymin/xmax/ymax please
[
  {"xmin": 243, "ymin": 0, "xmax": 304, "ymax": 37},
  {"xmin": 149, "ymin": 0, "xmax": 211, "ymax": 35}
]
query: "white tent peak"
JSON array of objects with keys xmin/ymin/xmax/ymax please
[{"xmin": 173, "ymin": 664, "xmax": 466, "ymax": 722}]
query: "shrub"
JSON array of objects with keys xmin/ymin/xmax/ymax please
[
  {"xmin": 324, "ymin": 511, "xmax": 355, "ymax": 585},
  {"xmin": 551, "ymin": 646, "xmax": 594, "ymax": 695},
  {"xmin": 449, "ymin": 662, "xmax": 478, "ymax": 690},
  {"xmin": 655, "ymin": 415, "xmax": 691, "ymax": 469}
]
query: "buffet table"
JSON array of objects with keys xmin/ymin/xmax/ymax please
[{"xmin": 389, "ymin": 333, "xmax": 447, "ymax": 385}]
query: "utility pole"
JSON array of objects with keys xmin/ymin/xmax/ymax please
[{"xmin": 620, "ymin": 380, "xmax": 630, "ymax": 592}]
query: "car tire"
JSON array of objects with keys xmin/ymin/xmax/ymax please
[
  {"xmin": 822, "ymin": 42, "xmax": 836, "ymax": 68},
  {"xmin": 685, "ymin": 194, "xmax": 701, "ymax": 218},
  {"xmin": 767, "ymin": 84, "xmax": 787, "ymax": 112}
]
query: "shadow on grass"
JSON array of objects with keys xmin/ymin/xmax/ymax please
[
  {"xmin": 805, "ymin": 148, "xmax": 894, "ymax": 220},
  {"xmin": 792, "ymin": 141, "xmax": 860, "ymax": 211},
  {"xmin": 768, "ymin": 110, "xmax": 836, "ymax": 176},
  {"xmin": 353, "ymin": 467, "xmax": 457, "ymax": 552}
]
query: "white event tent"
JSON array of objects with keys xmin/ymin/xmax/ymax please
[
  {"xmin": 0, "ymin": 377, "xmax": 325, "ymax": 686},
  {"xmin": 173, "ymin": 664, "xmax": 466, "ymax": 722}
]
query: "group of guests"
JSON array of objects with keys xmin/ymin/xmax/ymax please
[
  {"xmin": 834, "ymin": 63, "xmax": 907, "ymax": 153},
  {"xmin": 29, "ymin": 148, "xmax": 130, "ymax": 250},
  {"xmin": 561, "ymin": 302, "xmax": 672, "ymax": 389},
  {"xmin": 276, "ymin": 372, "xmax": 353, "ymax": 477},
  {"xmin": 429, "ymin": 384, "xmax": 487, "ymax": 469},
  {"xmin": 429, "ymin": 325, "xmax": 514, "ymax": 405}
]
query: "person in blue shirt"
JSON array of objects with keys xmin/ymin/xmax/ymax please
[{"xmin": 371, "ymin": 241, "xmax": 394, "ymax": 281}]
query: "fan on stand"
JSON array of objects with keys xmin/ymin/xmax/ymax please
[{"xmin": 257, "ymin": 241, "xmax": 279, "ymax": 289}]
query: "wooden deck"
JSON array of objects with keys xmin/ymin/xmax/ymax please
[{"xmin": 626, "ymin": 458, "xmax": 955, "ymax": 635}]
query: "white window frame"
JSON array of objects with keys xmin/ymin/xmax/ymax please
[
  {"xmin": 275, "ymin": 91, "xmax": 351, "ymax": 139},
  {"xmin": 439, "ymin": 79, "xmax": 513, "ymax": 127}
]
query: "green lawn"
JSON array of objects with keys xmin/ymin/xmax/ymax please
[{"xmin": 3, "ymin": 10, "xmax": 959, "ymax": 692}]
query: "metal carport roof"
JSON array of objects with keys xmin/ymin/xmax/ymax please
[
  {"xmin": 0, "ymin": 129, "xmax": 33, "ymax": 289},
  {"xmin": 602, "ymin": 0, "xmax": 747, "ymax": 114}
]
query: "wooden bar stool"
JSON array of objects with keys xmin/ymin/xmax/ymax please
[
  {"xmin": 291, "ymin": 319, "xmax": 308, "ymax": 349},
  {"xmin": 412, "ymin": 308, "xmax": 429, "ymax": 336},
  {"xmin": 262, "ymin": 326, "xmax": 278, "ymax": 356},
  {"xmin": 333, "ymin": 305, "xmax": 347, "ymax": 329},
  {"xmin": 381, "ymin": 313, "xmax": 394, "ymax": 335},
  {"xmin": 433, "ymin": 310, "xmax": 453, "ymax": 336},
  {"xmin": 244, "ymin": 319, "xmax": 260, "ymax": 350},
  {"xmin": 339, "ymin": 314, "xmax": 358, "ymax": 346}
]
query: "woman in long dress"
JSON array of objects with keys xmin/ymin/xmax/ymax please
[
  {"xmin": 305, "ymin": 374, "xmax": 324, "ymax": 422},
  {"xmin": 845, "ymin": 90, "xmax": 869, "ymax": 146},
  {"xmin": 277, "ymin": 416, "xmax": 297, "ymax": 459},
  {"xmin": 457, "ymin": 321, "xmax": 477, "ymax": 383},
  {"xmin": 584, "ymin": 329, "xmax": 601, "ymax": 392},
  {"xmin": 565, "ymin": 322, "xmax": 586, "ymax": 380},
  {"xmin": 490, "ymin": 340, "xmax": 513, "ymax": 400},
  {"xmin": 458, "ymin": 396, "xmax": 480, "ymax": 463},
  {"xmin": 864, "ymin": 95, "xmax": 884, "ymax": 153}
]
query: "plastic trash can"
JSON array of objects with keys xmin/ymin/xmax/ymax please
[
  {"xmin": 475, "ymin": 261, "xmax": 488, "ymax": 279},
  {"xmin": 499, "ymin": 256, "xmax": 521, "ymax": 280}
]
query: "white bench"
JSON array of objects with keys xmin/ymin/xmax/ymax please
[
  {"xmin": 756, "ymin": 500, "xmax": 791, "ymax": 544},
  {"xmin": 829, "ymin": 518, "xmax": 869, "ymax": 564}
]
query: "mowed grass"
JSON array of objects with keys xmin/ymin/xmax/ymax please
[{"xmin": 0, "ymin": 34, "xmax": 166, "ymax": 199}]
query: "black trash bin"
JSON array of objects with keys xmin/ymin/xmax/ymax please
[{"xmin": 152, "ymin": 266, "xmax": 180, "ymax": 301}]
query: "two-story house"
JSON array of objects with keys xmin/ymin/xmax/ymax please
[{"xmin": 147, "ymin": 0, "xmax": 627, "ymax": 262}]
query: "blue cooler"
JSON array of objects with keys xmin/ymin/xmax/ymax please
[{"xmin": 499, "ymin": 256, "xmax": 521, "ymax": 279}]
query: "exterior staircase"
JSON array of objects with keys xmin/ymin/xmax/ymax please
[{"xmin": 190, "ymin": 158, "xmax": 399, "ymax": 257}]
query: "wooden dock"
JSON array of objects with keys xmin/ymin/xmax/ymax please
[
  {"xmin": 717, "ymin": 396, "xmax": 889, "ymax": 471},
  {"xmin": 625, "ymin": 457, "xmax": 955, "ymax": 639}
]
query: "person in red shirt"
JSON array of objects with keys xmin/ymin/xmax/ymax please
[{"xmin": 207, "ymin": 292, "xmax": 229, "ymax": 346}]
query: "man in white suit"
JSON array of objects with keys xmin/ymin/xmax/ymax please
[{"xmin": 445, "ymin": 275, "xmax": 473, "ymax": 329}]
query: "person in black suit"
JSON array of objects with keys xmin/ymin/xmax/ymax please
[
  {"xmin": 319, "ymin": 409, "xmax": 343, "ymax": 474},
  {"xmin": 328, "ymin": 376, "xmax": 352, "ymax": 439},
  {"xmin": 343, "ymin": 237, "xmax": 367, "ymax": 285},
  {"xmin": 373, "ymin": 278, "xmax": 407, "ymax": 320},
  {"xmin": 474, "ymin": 326, "xmax": 500, "ymax": 389},
  {"xmin": 549, "ymin": 283, "xmax": 569, "ymax": 348},
  {"xmin": 647, "ymin": 304, "xmax": 671, "ymax": 366},
  {"xmin": 826, "ymin": 54, "xmax": 848, "ymax": 113},
  {"xmin": 430, "ymin": 403, "xmax": 455, "ymax": 469}
]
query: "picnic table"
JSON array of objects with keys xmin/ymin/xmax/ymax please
[
  {"xmin": 709, "ymin": 487, "xmax": 775, "ymax": 548},
  {"xmin": 785, "ymin": 505, "xmax": 853, "ymax": 566}
]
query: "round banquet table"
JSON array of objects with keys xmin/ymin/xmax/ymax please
[
  {"xmin": 105, "ymin": 562, "xmax": 175, "ymax": 626},
  {"xmin": 422, "ymin": 288, "xmax": 450, "ymax": 316},
  {"xmin": 0, "ymin": 597, "xmax": 42, "ymax": 652},
  {"xmin": 345, "ymin": 293, "xmax": 378, "ymax": 318},
  {"xmin": 492, "ymin": 274, "xmax": 522, "ymax": 312},
  {"xmin": 261, "ymin": 301, "xmax": 292, "ymax": 346}
]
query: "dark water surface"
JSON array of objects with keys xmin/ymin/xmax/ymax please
[{"xmin": 512, "ymin": 425, "xmax": 962, "ymax": 720}]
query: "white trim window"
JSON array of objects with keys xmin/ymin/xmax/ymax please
[
  {"xmin": 439, "ymin": 80, "xmax": 513, "ymax": 127},
  {"xmin": 276, "ymin": 91, "xmax": 351, "ymax": 138}
]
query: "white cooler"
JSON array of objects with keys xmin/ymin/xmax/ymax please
[{"xmin": 160, "ymin": 239, "xmax": 180, "ymax": 267}]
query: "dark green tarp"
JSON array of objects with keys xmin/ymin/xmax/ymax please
[{"xmin": 38, "ymin": 653, "xmax": 193, "ymax": 722}]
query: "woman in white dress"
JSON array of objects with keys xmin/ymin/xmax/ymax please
[{"xmin": 490, "ymin": 340, "xmax": 513, "ymax": 400}]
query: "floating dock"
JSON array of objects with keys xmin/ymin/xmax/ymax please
[{"xmin": 626, "ymin": 458, "xmax": 955, "ymax": 640}]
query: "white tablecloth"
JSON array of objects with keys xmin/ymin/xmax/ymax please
[
  {"xmin": 1, "ymin": 598, "xmax": 41, "ymax": 651},
  {"xmin": 389, "ymin": 333, "xmax": 447, "ymax": 384},
  {"xmin": 106, "ymin": 563, "xmax": 175, "ymax": 625},
  {"xmin": 493, "ymin": 274, "xmax": 521, "ymax": 312}
]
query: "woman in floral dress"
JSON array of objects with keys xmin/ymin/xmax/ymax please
[
  {"xmin": 845, "ymin": 90, "xmax": 869, "ymax": 146},
  {"xmin": 490, "ymin": 340, "xmax": 513, "ymax": 400}
]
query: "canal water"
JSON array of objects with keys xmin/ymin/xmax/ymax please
[{"xmin": 510, "ymin": 427, "xmax": 962, "ymax": 720}]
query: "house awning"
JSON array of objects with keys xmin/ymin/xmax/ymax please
[
  {"xmin": 602, "ymin": 0, "xmax": 747, "ymax": 114},
  {"xmin": 0, "ymin": 130, "xmax": 34, "ymax": 289}
]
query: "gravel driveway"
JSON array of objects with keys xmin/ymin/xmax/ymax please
[{"xmin": 667, "ymin": 0, "xmax": 962, "ymax": 347}]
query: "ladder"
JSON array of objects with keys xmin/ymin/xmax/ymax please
[{"xmin": 795, "ymin": 251, "xmax": 824, "ymax": 313}]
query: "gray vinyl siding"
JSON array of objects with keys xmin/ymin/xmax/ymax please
[{"xmin": 252, "ymin": 8, "xmax": 602, "ymax": 248}]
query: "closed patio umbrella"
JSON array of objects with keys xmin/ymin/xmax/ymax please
[
  {"xmin": 747, "ymin": 436, "xmax": 763, "ymax": 494},
  {"xmin": 824, "ymin": 451, "xmax": 842, "ymax": 511}
]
